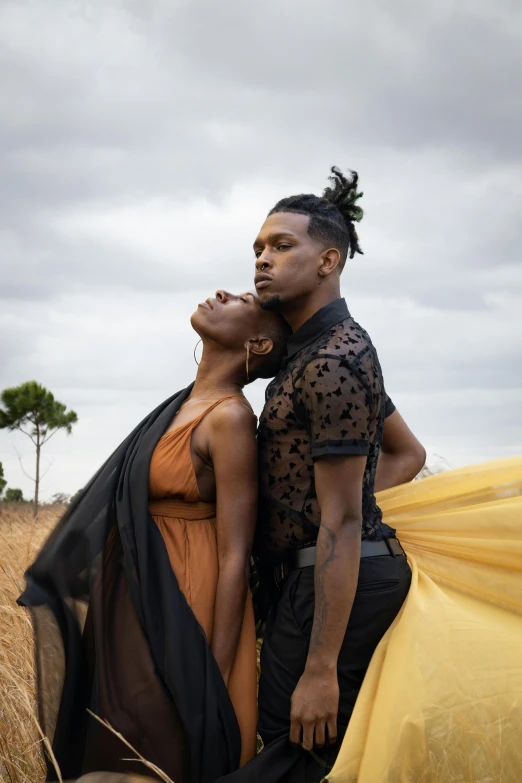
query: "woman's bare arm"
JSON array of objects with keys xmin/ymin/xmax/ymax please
[
  {"xmin": 375, "ymin": 409, "xmax": 426, "ymax": 492},
  {"xmin": 207, "ymin": 401, "xmax": 258, "ymax": 684}
]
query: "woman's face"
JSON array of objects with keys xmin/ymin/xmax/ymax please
[{"xmin": 191, "ymin": 289, "xmax": 282, "ymax": 352}]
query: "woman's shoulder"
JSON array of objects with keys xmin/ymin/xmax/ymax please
[{"xmin": 209, "ymin": 396, "xmax": 257, "ymax": 433}]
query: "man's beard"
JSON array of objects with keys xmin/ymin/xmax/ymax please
[{"xmin": 259, "ymin": 294, "xmax": 282, "ymax": 312}]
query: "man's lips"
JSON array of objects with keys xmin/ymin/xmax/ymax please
[
  {"xmin": 255, "ymin": 274, "xmax": 272, "ymax": 290},
  {"xmin": 198, "ymin": 298, "xmax": 215, "ymax": 310}
]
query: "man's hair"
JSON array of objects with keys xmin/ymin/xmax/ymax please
[{"xmin": 268, "ymin": 166, "xmax": 364, "ymax": 268}]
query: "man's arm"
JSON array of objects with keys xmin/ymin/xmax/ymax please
[
  {"xmin": 289, "ymin": 454, "xmax": 365, "ymax": 751},
  {"xmin": 375, "ymin": 409, "xmax": 426, "ymax": 492}
]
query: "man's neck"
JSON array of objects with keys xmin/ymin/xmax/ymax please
[{"xmin": 281, "ymin": 286, "xmax": 342, "ymax": 333}]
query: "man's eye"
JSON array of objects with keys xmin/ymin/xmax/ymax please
[
  {"xmin": 254, "ymin": 250, "xmax": 262, "ymax": 259},
  {"xmin": 278, "ymin": 244, "xmax": 291, "ymax": 251}
]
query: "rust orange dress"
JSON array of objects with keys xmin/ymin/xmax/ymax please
[{"xmin": 148, "ymin": 398, "xmax": 258, "ymax": 767}]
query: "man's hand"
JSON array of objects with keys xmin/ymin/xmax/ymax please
[
  {"xmin": 289, "ymin": 453, "xmax": 365, "ymax": 752},
  {"xmin": 289, "ymin": 666, "xmax": 339, "ymax": 751}
]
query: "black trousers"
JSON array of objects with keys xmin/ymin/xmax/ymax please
[{"xmin": 256, "ymin": 553, "xmax": 412, "ymax": 782}]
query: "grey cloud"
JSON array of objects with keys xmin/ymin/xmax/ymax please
[
  {"xmin": 152, "ymin": 0, "xmax": 522, "ymax": 157},
  {"xmin": 3, "ymin": 1, "xmax": 522, "ymax": 213},
  {"xmin": 0, "ymin": 0, "xmax": 521, "ymax": 499}
]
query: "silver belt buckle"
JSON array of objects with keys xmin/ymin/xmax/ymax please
[
  {"xmin": 274, "ymin": 562, "xmax": 288, "ymax": 588},
  {"xmin": 385, "ymin": 537, "xmax": 404, "ymax": 557}
]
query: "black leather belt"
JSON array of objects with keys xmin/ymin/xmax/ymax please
[{"xmin": 285, "ymin": 537, "xmax": 406, "ymax": 573}]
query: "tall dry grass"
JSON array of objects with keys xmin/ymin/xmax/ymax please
[{"xmin": 0, "ymin": 503, "xmax": 63, "ymax": 783}]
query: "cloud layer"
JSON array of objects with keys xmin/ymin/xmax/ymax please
[{"xmin": 1, "ymin": 0, "xmax": 521, "ymax": 499}]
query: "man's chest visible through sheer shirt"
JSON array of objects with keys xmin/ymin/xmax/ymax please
[
  {"xmin": 258, "ymin": 361, "xmax": 319, "ymax": 513},
  {"xmin": 256, "ymin": 316, "xmax": 390, "ymax": 559}
]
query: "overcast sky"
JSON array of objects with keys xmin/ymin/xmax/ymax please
[{"xmin": 1, "ymin": 0, "xmax": 521, "ymax": 501}]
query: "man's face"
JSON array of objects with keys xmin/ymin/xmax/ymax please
[{"xmin": 253, "ymin": 212, "xmax": 324, "ymax": 311}]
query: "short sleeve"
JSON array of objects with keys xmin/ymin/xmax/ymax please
[
  {"xmin": 384, "ymin": 394, "xmax": 395, "ymax": 418},
  {"xmin": 298, "ymin": 357, "xmax": 373, "ymax": 460}
]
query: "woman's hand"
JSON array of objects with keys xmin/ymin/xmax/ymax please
[
  {"xmin": 211, "ymin": 555, "xmax": 250, "ymax": 683},
  {"xmin": 375, "ymin": 409, "xmax": 426, "ymax": 492}
]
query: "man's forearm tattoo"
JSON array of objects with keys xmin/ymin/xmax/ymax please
[{"xmin": 309, "ymin": 522, "xmax": 337, "ymax": 655}]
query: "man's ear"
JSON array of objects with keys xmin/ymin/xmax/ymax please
[
  {"xmin": 245, "ymin": 337, "xmax": 274, "ymax": 357},
  {"xmin": 318, "ymin": 248, "xmax": 341, "ymax": 277}
]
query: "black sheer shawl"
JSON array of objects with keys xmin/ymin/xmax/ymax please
[{"xmin": 18, "ymin": 385, "xmax": 241, "ymax": 783}]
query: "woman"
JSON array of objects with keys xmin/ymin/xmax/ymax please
[{"xmin": 18, "ymin": 290, "xmax": 290, "ymax": 783}]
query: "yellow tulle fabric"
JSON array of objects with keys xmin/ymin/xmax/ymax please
[{"xmin": 327, "ymin": 456, "xmax": 522, "ymax": 783}]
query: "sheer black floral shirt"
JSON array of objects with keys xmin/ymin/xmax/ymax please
[{"xmin": 256, "ymin": 298, "xmax": 396, "ymax": 563}]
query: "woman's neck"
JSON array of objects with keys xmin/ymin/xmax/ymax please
[{"xmin": 191, "ymin": 344, "xmax": 245, "ymax": 399}]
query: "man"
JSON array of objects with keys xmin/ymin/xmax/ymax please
[{"xmin": 251, "ymin": 168, "xmax": 424, "ymax": 780}]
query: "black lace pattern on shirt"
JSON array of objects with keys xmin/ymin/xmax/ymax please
[{"xmin": 256, "ymin": 310, "xmax": 395, "ymax": 562}]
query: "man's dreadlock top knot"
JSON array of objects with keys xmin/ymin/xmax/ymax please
[
  {"xmin": 268, "ymin": 166, "xmax": 364, "ymax": 266},
  {"xmin": 323, "ymin": 167, "xmax": 364, "ymax": 258}
]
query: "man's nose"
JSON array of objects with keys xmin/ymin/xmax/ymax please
[{"xmin": 255, "ymin": 252, "xmax": 273, "ymax": 271}]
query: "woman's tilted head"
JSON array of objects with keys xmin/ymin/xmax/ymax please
[{"xmin": 191, "ymin": 289, "xmax": 291, "ymax": 381}]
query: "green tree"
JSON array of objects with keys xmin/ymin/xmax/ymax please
[
  {"xmin": 51, "ymin": 492, "xmax": 70, "ymax": 505},
  {"xmin": 0, "ymin": 381, "xmax": 78, "ymax": 516},
  {"xmin": 4, "ymin": 487, "xmax": 24, "ymax": 503},
  {"xmin": 0, "ymin": 462, "xmax": 6, "ymax": 497},
  {"xmin": 69, "ymin": 487, "xmax": 84, "ymax": 505}
]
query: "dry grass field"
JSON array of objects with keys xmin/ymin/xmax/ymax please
[
  {"xmin": 0, "ymin": 503, "xmax": 63, "ymax": 783},
  {"xmin": 0, "ymin": 502, "xmax": 262, "ymax": 783}
]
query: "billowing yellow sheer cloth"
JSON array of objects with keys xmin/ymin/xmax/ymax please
[{"xmin": 327, "ymin": 456, "xmax": 522, "ymax": 783}]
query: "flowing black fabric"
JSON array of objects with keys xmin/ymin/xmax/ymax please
[{"xmin": 18, "ymin": 384, "xmax": 241, "ymax": 783}]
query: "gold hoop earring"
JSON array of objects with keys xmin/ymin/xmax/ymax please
[
  {"xmin": 193, "ymin": 339, "xmax": 202, "ymax": 366},
  {"xmin": 245, "ymin": 342, "xmax": 250, "ymax": 381}
]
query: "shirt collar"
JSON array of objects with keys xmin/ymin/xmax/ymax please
[{"xmin": 285, "ymin": 298, "xmax": 350, "ymax": 360}]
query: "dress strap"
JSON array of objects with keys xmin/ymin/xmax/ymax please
[
  {"xmin": 193, "ymin": 395, "xmax": 244, "ymax": 418},
  {"xmin": 184, "ymin": 395, "xmax": 252, "ymax": 427},
  {"xmin": 161, "ymin": 395, "xmax": 253, "ymax": 442}
]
